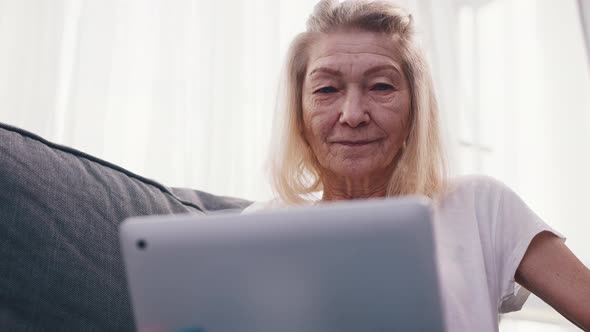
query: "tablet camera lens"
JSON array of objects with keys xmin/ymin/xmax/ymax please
[{"xmin": 137, "ymin": 239, "xmax": 147, "ymax": 250}]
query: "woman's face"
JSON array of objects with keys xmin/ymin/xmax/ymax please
[{"xmin": 302, "ymin": 30, "xmax": 412, "ymax": 179}]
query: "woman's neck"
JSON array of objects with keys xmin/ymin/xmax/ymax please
[{"xmin": 321, "ymin": 175, "xmax": 388, "ymax": 201}]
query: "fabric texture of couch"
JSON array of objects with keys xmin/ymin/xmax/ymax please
[{"xmin": 0, "ymin": 122, "xmax": 252, "ymax": 331}]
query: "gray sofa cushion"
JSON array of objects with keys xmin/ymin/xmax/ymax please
[{"xmin": 0, "ymin": 122, "xmax": 251, "ymax": 331}]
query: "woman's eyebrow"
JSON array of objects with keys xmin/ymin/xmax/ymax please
[
  {"xmin": 309, "ymin": 65, "xmax": 401, "ymax": 78},
  {"xmin": 309, "ymin": 67, "xmax": 342, "ymax": 77},
  {"xmin": 363, "ymin": 64, "xmax": 401, "ymax": 77}
]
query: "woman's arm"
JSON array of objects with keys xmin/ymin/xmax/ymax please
[{"xmin": 516, "ymin": 231, "xmax": 590, "ymax": 330}]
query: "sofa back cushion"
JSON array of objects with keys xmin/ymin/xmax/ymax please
[{"xmin": 0, "ymin": 122, "xmax": 250, "ymax": 331}]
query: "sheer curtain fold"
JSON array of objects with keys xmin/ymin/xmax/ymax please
[
  {"xmin": 580, "ymin": 0, "xmax": 590, "ymax": 66},
  {"xmin": 0, "ymin": 0, "xmax": 456, "ymax": 200}
]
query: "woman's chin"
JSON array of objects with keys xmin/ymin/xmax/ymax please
[{"xmin": 327, "ymin": 159, "xmax": 384, "ymax": 178}]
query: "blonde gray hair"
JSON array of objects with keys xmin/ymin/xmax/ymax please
[{"xmin": 269, "ymin": 0, "xmax": 446, "ymax": 205}]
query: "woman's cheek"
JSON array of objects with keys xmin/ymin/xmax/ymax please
[
  {"xmin": 307, "ymin": 113, "xmax": 329, "ymax": 140},
  {"xmin": 302, "ymin": 105, "xmax": 324, "ymax": 144},
  {"xmin": 305, "ymin": 95, "xmax": 340, "ymax": 122},
  {"xmin": 303, "ymin": 112, "xmax": 336, "ymax": 150}
]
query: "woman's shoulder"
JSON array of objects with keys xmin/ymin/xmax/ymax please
[
  {"xmin": 439, "ymin": 174, "xmax": 517, "ymax": 208},
  {"xmin": 445, "ymin": 174, "xmax": 511, "ymax": 196},
  {"xmin": 448, "ymin": 174, "xmax": 507, "ymax": 189}
]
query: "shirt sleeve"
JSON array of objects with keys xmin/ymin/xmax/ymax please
[{"xmin": 492, "ymin": 181, "xmax": 566, "ymax": 313}]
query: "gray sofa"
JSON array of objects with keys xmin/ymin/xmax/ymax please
[{"xmin": 0, "ymin": 122, "xmax": 252, "ymax": 331}]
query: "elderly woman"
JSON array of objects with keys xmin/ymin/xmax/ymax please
[{"xmin": 244, "ymin": 0, "xmax": 590, "ymax": 330}]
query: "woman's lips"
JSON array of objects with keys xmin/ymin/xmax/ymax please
[{"xmin": 331, "ymin": 138, "xmax": 382, "ymax": 146}]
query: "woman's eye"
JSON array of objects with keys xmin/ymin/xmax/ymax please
[
  {"xmin": 371, "ymin": 83, "xmax": 394, "ymax": 91},
  {"xmin": 314, "ymin": 86, "xmax": 338, "ymax": 94}
]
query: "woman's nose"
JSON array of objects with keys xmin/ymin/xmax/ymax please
[{"xmin": 339, "ymin": 89, "xmax": 370, "ymax": 128}]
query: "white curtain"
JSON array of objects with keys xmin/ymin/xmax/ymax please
[
  {"xmin": 0, "ymin": 0, "xmax": 457, "ymax": 201},
  {"xmin": 580, "ymin": 0, "xmax": 590, "ymax": 64},
  {"xmin": 455, "ymin": 0, "xmax": 590, "ymax": 263}
]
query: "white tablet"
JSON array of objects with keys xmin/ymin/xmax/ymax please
[{"xmin": 119, "ymin": 196, "xmax": 446, "ymax": 332}]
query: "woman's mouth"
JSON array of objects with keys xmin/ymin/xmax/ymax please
[{"xmin": 332, "ymin": 138, "xmax": 382, "ymax": 146}]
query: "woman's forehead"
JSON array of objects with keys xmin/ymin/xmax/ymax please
[{"xmin": 306, "ymin": 31, "xmax": 403, "ymax": 75}]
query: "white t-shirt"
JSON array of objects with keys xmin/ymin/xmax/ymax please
[{"xmin": 242, "ymin": 175, "xmax": 566, "ymax": 332}]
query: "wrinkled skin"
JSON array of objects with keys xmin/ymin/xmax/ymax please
[{"xmin": 301, "ymin": 30, "xmax": 412, "ymax": 200}]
